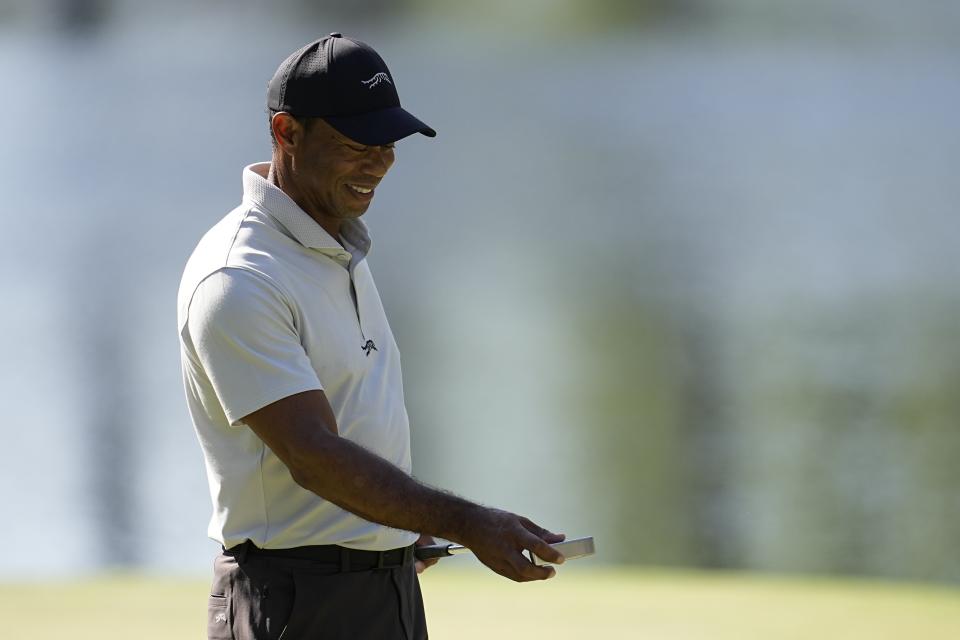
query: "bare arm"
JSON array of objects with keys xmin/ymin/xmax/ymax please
[{"xmin": 242, "ymin": 389, "xmax": 565, "ymax": 582}]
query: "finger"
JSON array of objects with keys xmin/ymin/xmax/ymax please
[
  {"xmin": 522, "ymin": 532, "xmax": 565, "ymax": 565},
  {"xmin": 502, "ymin": 545, "xmax": 561, "ymax": 582},
  {"xmin": 483, "ymin": 553, "xmax": 557, "ymax": 582},
  {"xmin": 542, "ymin": 531, "xmax": 566, "ymax": 544},
  {"xmin": 415, "ymin": 560, "xmax": 426, "ymax": 574},
  {"xmin": 415, "ymin": 533, "xmax": 436, "ymax": 547},
  {"xmin": 518, "ymin": 517, "xmax": 566, "ymax": 544},
  {"xmin": 512, "ymin": 555, "xmax": 557, "ymax": 582},
  {"xmin": 478, "ymin": 550, "xmax": 555, "ymax": 583}
]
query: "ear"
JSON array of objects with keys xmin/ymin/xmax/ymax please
[{"xmin": 272, "ymin": 112, "xmax": 303, "ymax": 154}]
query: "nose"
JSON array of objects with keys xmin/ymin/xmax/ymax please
[{"xmin": 362, "ymin": 145, "xmax": 395, "ymax": 178}]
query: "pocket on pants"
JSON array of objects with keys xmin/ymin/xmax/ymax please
[
  {"xmin": 279, "ymin": 570, "xmax": 403, "ymax": 639},
  {"xmin": 207, "ymin": 594, "xmax": 232, "ymax": 640}
]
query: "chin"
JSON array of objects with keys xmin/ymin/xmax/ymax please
[{"xmin": 342, "ymin": 203, "xmax": 371, "ymax": 218}]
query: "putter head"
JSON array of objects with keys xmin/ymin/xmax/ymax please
[{"xmin": 530, "ymin": 536, "xmax": 596, "ymax": 565}]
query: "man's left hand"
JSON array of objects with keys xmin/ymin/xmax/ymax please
[{"xmin": 414, "ymin": 534, "xmax": 439, "ymax": 574}]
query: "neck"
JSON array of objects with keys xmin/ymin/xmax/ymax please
[{"xmin": 268, "ymin": 155, "xmax": 343, "ymax": 239}]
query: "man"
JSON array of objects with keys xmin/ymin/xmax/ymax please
[{"xmin": 178, "ymin": 33, "xmax": 565, "ymax": 640}]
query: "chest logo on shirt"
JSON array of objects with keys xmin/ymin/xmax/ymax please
[{"xmin": 361, "ymin": 339, "xmax": 378, "ymax": 357}]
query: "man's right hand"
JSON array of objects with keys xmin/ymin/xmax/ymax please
[{"xmin": 460, "ymin": 509, "xmax": 566, "ymax": 582}]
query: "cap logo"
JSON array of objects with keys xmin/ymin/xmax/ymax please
[{"xmin": 360, "ymin": 72, "xmax": 392, "ymax": 89}]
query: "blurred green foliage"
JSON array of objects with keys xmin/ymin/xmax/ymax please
[
  {"xmin": 566, "ymin": 275, "xmax": 960, "ymax": 581},
  {"xmin": 405, "ymin": 0, "xmax": 691, "ymax": 32},
  {"xmin": 568, "ymin": 290, "xmax": 699, "ymax": 565}
]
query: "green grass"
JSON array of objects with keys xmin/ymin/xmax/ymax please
[{"xmin": 2, "ymin": 566, "xmax": 958, "ymax": 639}]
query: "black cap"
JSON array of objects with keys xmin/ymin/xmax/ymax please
[{"xmin": 267, "ymin": 33, "xmax": 436, "ymax": 146}]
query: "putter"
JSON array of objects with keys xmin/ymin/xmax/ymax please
[{"xmin": 415, "ymin": 536, "xmax": 596, "ymax": 565}]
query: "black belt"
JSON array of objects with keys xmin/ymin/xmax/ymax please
[{"xmin": 225, "ymin": 540, "xmax": 415, "ymax": 572}]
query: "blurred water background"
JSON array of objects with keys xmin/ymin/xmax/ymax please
[{"xmin": 1, "ymin": 0, "xmax": 959, "ymax": 585}]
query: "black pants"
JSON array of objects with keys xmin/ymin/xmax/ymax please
[{"xmin": 207, "ymin": 543, "xmax": 428, "ymax": 639}]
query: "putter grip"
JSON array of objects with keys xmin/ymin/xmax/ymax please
[{"xmin": 414, "ymin": 544, "xmax": 454, "ymax": 560}]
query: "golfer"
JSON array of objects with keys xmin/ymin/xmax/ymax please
[{"xmin": 178, "ymin": 33, "xmax": 565, "ymax": 640}]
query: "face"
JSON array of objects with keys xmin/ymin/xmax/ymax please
[{"xmin": 276, "ymin": 115, "xmax": 396, "ymax": 225}]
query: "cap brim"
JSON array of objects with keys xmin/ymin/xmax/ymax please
[{"xmin": 323, "ymin": 106, "xmax": 436, "ymax": 146}]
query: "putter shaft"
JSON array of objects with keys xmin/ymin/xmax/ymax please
[{"xmin": 415, "ymin": 536, "xmax": 595, "ymax": 564}]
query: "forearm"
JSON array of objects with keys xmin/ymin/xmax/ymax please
[
  {"xmin": 286, "ymin": 432, "xmax": 563, "ymax": 582},
  {"xmin": 288, "ymin": 432, "xmax": 482, "ymax": 544},
  {"xmin": 241, "ymin": 391, "xmax": 562, "ymax": 581}
]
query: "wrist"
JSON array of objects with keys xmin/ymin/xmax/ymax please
[{"xmin": 434, "ymin": 495, "xmax": 485, "ymax": 545}]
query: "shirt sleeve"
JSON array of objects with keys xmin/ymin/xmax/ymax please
[{"xmin": 185, "ymin": 267, "xmax": 322, "ymax": 426}]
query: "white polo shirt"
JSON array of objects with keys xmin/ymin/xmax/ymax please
[{"xmin": 177, "ymin": 162, "xmax": 417, "ymax": 552}]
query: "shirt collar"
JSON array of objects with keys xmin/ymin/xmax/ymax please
[{"xmin": 241, "ymin": 162, "xmax": 372, "ymax": 262}]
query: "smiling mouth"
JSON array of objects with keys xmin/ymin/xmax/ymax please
[{"xmin": 347, "ymin": 184, "xmax": 375, "ymax": 196}]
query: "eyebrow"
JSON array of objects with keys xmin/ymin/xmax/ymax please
[{"xmin": 331, "ymin": 133, "xmax": 361, "ymax": 145}]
